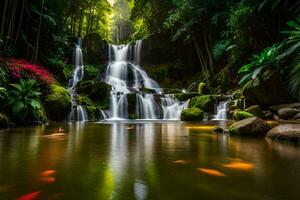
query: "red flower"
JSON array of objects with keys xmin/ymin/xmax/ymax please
[{"xmin": 8, "ymin": 58, "xmax": 54, "ymax": 85}]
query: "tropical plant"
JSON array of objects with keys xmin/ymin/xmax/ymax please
[
  {"xmin": 0, "ymin": 87, "xmax": 7, "ymax": 100},
  {"xmin": 7, "ymin": 79, "xmax": 46, "ymax": 123},
  {"xmin": 238, "ymin": 44, "xmax": 282, "ymax": 85}
]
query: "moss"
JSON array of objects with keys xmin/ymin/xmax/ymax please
[
  {"xmin": 189, "ymin": 95, "xmax": 217, "ymax": 113},
  {"xmin": 245, "ymin": 105, "xmax": 264, "ymax": 118},
  {"xmin": 180, "ymin": 108, "xmax": 204, "ymax": 121},
  {"xmin": 233, "ymin": 111, "xmax": 254, "ymax": 121},
  {"xmin": 76, "ymin": 81, "xmax": 111, "ymax": 109},
  {"xmin": 198, "ymin": 82, "xmax": 209, "ymax": 95},
  {"xmin": 0, "ymin": 113, "xmax": 9, "ymax": 129},
  {"xmin": 174, "ymin": 92, "xmax": 198, "ymax": 102},
  {"xmin": 229, "ymin": 105, "xmax": 239, "ymax": 111},
  {"xmin": 86, "ymin": 105, "xmax": 99, "ymax": 120},
  {"xmin": 45, "ymin": 85, "xmax": 71, "ymax": 121}
]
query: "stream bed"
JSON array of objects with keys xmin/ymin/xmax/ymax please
[{"xmin": 0, "ymin": 121, "xmax": 300, "ymax": 200}]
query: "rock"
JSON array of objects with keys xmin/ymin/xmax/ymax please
[
  {"xmin": 0, "ymin": 113, "xmax": 9, "ymax": 129},
  {"xmin": 245, "ymin": 105, "xmax": 264, "ymax": 118},
  {"xmin": 45, "ymin": 85, "xmax": 71, "ymax": 121},
  {"xmin": 189, "ymin": 95, "xmax": 217, "ymax": 113},
  {"xmin": 229, "ymin": 117, "xmax": 271, "ymax": 136},
  {"xmin": 174, "ymin": 92, "xmax": 198, "ymax": 102},
  {"xmin": 229, "ymin": 105, "xmax": 239, "ymax": 111},
  {"xmin": 278, "ymin": 108, "xmax": 299, "ymax": 119},
  {"xmin": 269, "ymin": 103, "xmax": 300, "ymax": 111},
  {"xmin": 243, "ymin": 71, "xmax": 289, "ymax": 107},
  {"xmin": 180, "ymin": 108, "xmax": 204, "ymax": 121},
  {"xmin": 265, "ymin": 110, "xmax": 274, "ymax": 119},
  {"xmin": 233, "ymin": 111, "xmax": 254, "ymax": 121},
  {"xmin": 212, "ymin": 127, "xmax": 224, "ymax": 134},
  {"xmin": 198, "ymin": 82, "xmax": 209, "ymax": 95},
  {"xmin": 293, "ymin": 113, "xmax": 300, "ymax": 119},
  {"xmin": 76, "ymin": 81, "xmax": 111, "ymax": 109},
  {"xmin": 266, "ymin": 124, "xmax": 300, "ymax": 142}
]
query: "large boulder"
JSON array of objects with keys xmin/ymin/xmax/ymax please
[
  {"xmin": 0, "ymin": 113, "xmax": 9, "ymax": 129},
  {"xmin": 45, "ymin": 85, "xmax": 71, "ymax": 121},
  {"xmin": 266, "ymin": 124, "xmax": 300, "ymax": 142},
  {"xmin": 76, "ymin": 81, "xmax": 111, "ymax": 109},
  {"xmin": 277, "ymin": 108, "xmax": 299, "ymax": 120},
  {"xmin": 245, "ymin": 105, "xmax": 264, "ymax": 119},
  {"xmin": 243, "ymin": 71, "xmax": 289, "ymax": 107},
  {"xmin": 180, "ymin": 108, "xmax": 204, "ymax": 121},
  {"xmin": 229, "ymin": 117, "xmax": 271, "ymax": 136},
  {"xmin": 189, "ymin": 95, "xmax": 217, "ymax": 113},
  {"xmin": 233, "ymin": 111, "xmax": 254, "ymax": 121}
]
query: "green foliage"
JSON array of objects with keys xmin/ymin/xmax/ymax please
[
  {"xmin": 238, "ymin": 45, "xmax": 282, "ymax": 85},
  {"xmin": 47, "ymin": 57, "xmax": 73, "ymax": 80},
  {"xmin": 180, "ymin": 107, "xmax": 204, "ymax": 121},
  {"xmin": 0, "ymin": 113, "xmax": 9, "ymax": 129},
  {"xmin": 84, "ymin": 65, "xmax": 101, "ymax": 80},
  {"xmin": 7, "ymin": 79, "xmax": 46, "ymax": 123},
  {"xmin": 0, "ymin": 87, "xmax": 7, "ymax": 100},
  {"xmin": 198, "ymin": 82, "xmax": 209, "ymax": 95}
]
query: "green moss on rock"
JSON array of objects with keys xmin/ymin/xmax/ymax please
[
  {"xmin": 233, "ymin": 111, "xmax": 254, "ymax": 121},
  {"xmin": 174, "ymin": 93, "xmax": 198, "ymax": 102},
  {"xmin": 45, "ymin": 85, "xmax": 71, "ymax": 121},
  {"xmin": 198, "ymin": 82, "xmax": 209, "ymax": 95},
  {"xmin": 245, "ymin": 105, "xmax": 264, "ymax": 118},
  {"xmin": 180, "ymin": 108, "xmax": 204, "ymax": 121},
  {"xmin": 189, "ymin": 95, "xmax": 217, "ymax": 113}
]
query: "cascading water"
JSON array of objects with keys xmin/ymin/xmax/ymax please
[
  {"xmin": 213, "ymin": 100, "xmax": 231, "ymax": 120},
  {"xmin": 103, "ymin": 40, "xmax": 187, "ymax": 120},
  {"xmin": 68, "ymin": 39, "xmax": 88, "ymax": 122}
]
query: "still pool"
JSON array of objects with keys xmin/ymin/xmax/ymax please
[{"xmin": 0, "ymin": 121, "xmax": 300, "ymax": 200}]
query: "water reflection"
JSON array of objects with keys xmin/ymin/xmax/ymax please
[{"xmin": 0, "ymin": 122, "xmax": 300, "ymax": 200}]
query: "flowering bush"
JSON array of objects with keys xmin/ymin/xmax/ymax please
[{"xmin": 8, "ymin": 58, "xmax": 54, "ymax": 85}]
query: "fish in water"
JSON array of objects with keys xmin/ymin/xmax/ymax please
[
  {"xmin": 223, "ymin": 162, "xmax": 254, "ymax": 170},
  {"xmin": 16, "ymin": 191, "xmax": 41, "ymax": 200},
  {"xmin": 40, "ymin": 170, "xmax": 56, "ymax": 177},
  {"xmin": 40, "ymin": 176, "xmax": 56, "ymax": 183},
  {"xmin": 173, "ymin": 160, "xmax": 187, "ymax": 164},
  {"xmin": 197, "ymin": 168, "xmax": 226, "ymax": 177}
]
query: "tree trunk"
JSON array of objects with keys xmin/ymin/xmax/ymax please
[
  {"xmin": 14, "ymin": 0, "xmax": 25, "ymax": 45},
  {"xmin": 33, "ymin": 0, "xmax": 45, "ymax": 63},
  {"xmin": 0, "ymin": 0, "xmax": 9, "ymax": 39}
]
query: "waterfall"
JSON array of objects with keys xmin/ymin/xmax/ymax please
[
  {"xmin": 103, "ymin": 40, "xmax": 187, "ymax": 120},
  {"xmin": 213, "ymin": 101, "xmax": 230, "ymax": 120},
  {"xmin": 68, "ymin": 38, "xmax": 88, "ymax": 122}
]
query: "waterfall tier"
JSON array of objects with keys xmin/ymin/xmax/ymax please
[{"xmin": 102, "ymin": 40, "xmax": 187, "ymax": 120}]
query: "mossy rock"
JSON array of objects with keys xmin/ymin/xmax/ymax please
[
  {"xmin": 140, "ymin": 88, "xmax": 156, "ymax": 94},
  {"xmin": 198, "ymin": 82, "xmax": 209, "ymax": 95},
  {"xmin": 86, "ymin": 105, "xmax": 99, "ymax": 121},
  {"xmin": 229, "ymin": 105, "xmax": 239, "ymax": 111},
  {"xmin": 180, "ymin": 108, "xmax": 204, "ymax": 121},
  {"xmin": 76, "ymin": 81, "xmax": 111, "ymax": 109},
  {"xmin": 233, "ymin": 111, "xmax": 254, "ymax": 121},
  {"xmin": 232, "ymin": 88, "xmax": 244, "ymax": 99},
  {"xmin": 229, "ymin": 117, "xmax": 271, "ymax": 136},
  {"xmin": 189, "ymin": 95, "xmax": 217, "ymax": 113},
  {"xmin": 174, "ymin": 92, "xmax": 198, "ymax": 102},
  {"xmin": 0, "ymin": 113, "xmax": 9, "ymax": 129},
  {"xmin": 245, "ymin": 105, "xmax": 264, "ymax": 119},
  {"xmin": 45, "ymin": 85, "xmax": 71, "ymax": 121},
  {"xmin": 77, "ymin": 95, "xmax": 94, "ymax": 106}
]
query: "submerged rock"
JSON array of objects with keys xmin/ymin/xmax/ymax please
[
  {"xmin": 180, "ymin": 108, "xmax": 204, "ymax": 121},
  {"xmin": 293, "ymin": 113, "xmax": 300, "ymax": 120},
  {"xmin": 229, "ymin": 117, "xmax": 271, "ymax": 136},
  {"xmin": 278, "ymin": 108, "xmax": 299, "ymax": 120},
  {"xmin": 0, "ymin": 113, "xmax": 9, "ymax": 129},
  {"xmin": 233, "ymin": 111, "xmax": 254, "ymax": 121},
  {"xmin": 189, "ymin": 95, "xmax": 217, "ymax": 113},
  {"xmin": 245, "ymin": 105, "xmax": 264, "ymax": 119},
  {"xmin": 266, "ymin": 124, "xmax": 300, "ymax": 142}
]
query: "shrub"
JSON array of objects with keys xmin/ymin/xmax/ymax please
[
  {"xmin": 7, "ymin": 79, "xmax": 46, "ymax": 123},
  {"xmin": 8, "ymin": 58, "xmax": 54, "ymax": 85}
]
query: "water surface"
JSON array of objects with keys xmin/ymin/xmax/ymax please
[{"xmin": 0, "ymin": 121, "xmax": 300, "ymax": 200}]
